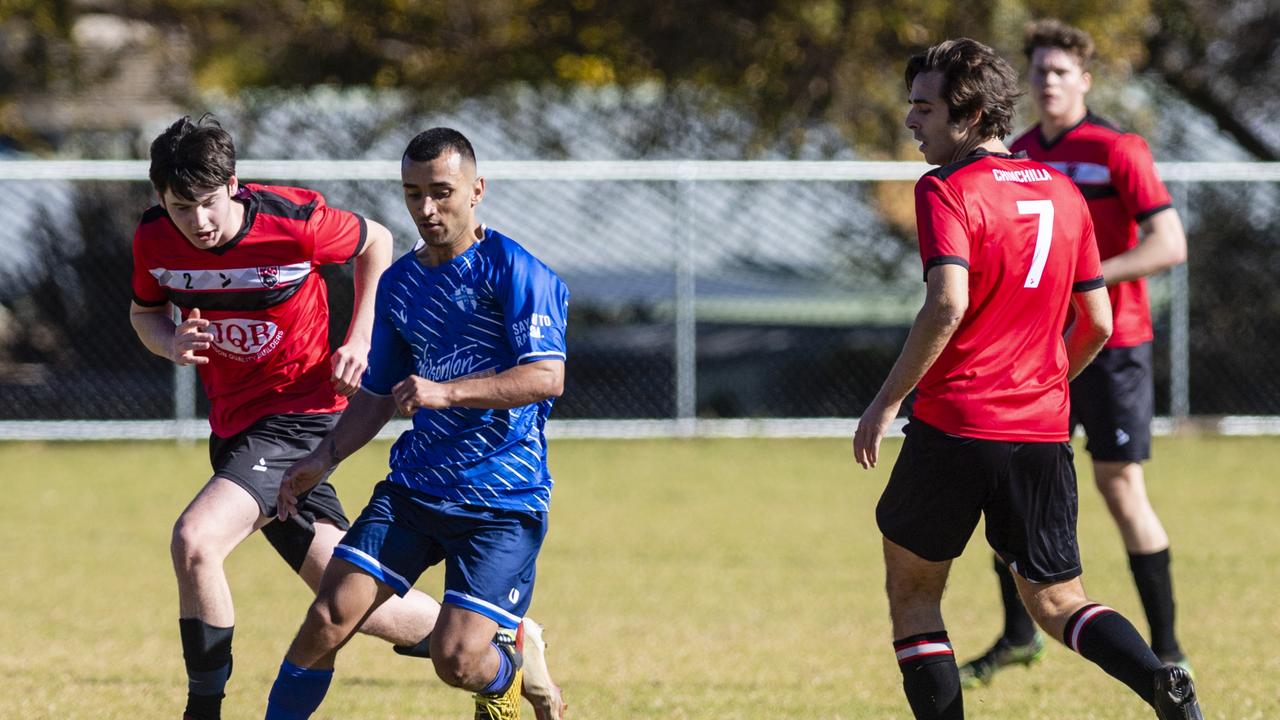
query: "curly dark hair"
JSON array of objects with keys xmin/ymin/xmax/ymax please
[
  {"xmin": 148, "ymin": 115, "xmax": 236, "ymax": 200},
  {"xmin": 905, "ymin": 38, "xmax": 1023, "ymax": 140},
  {"xmin": 1023, "ymin": 18, "xmax": 1094, "ymax": 69}
]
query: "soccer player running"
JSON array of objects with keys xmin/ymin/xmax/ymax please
[
  {"xmin": 130, "ymin": 117, "xmax": 564, "ymax": 720},
  {"xmin": 262, "ymin": 127, "xmax": 569, "ymax": 720},
  {"xmin": 852, "ymin": 40, "xmax": 1202, "ymax": 719},
  {"xmin": 957, "ymin": 18, "xmax": 1192, "ymax": 688}
]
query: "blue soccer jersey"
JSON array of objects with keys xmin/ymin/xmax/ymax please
[{"xmin": 362, "ymin": 227, "xmax": 569, "ymax": 512}]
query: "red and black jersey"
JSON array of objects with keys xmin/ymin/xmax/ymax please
[
  {"xmin": 131, "ymin": 183, "xmax": 367, "ymax": 438},
  {"xmin": 912, "ymin": 149, "xmax": 1104, "ymax": 442},
  {"xmin": 1010, "ymin": 113, "xmax": 1173, "ymax": 348}
]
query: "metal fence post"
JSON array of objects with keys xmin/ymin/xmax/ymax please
[
  {"xmin": 1170, "ymin": 182, "xmax": 1191, "ymax": 428},
  {"xmin": 674, "ymin": 175, "xmax": 697, "ymax": 436}
]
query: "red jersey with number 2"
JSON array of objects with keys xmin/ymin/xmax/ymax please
[
  {"xmin": 131, "ymin": 184, "xmax": 368, "ymax": 438},
  {"xmin": 1011, "ymin": 113, "xmax": 1173, "ymax": 347},
  {"xmin": 911, "ymin": 150, "xmax": 1104, "ymax": 442}
]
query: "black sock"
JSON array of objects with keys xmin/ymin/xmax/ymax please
[
  {"xmin": 1063, "ymin": 604, "xmax": 1162, "ymax": 706},
  {"xmin": 993, "ymin": 556, "xmax": 1037, "ymax": 646},
  {"xmin": 179, "ymin": 618, "xmax": 234, "ymax": 720},
  {"xmin": 393, "ymin": 633, "xmax": 432, "ymax": 658},
  {"xmin": 894, "ymin": 632, "xmax": 963, "ymax": 720},
  {"xmin": 1129, "ymin": 549, "xmax": 1181, "ymax": 658}
]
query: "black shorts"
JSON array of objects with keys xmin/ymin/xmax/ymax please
[
  {"xmin": 876, "ymin": 418, "xmax": 1082, "ymax": 583},
  {"xmin": 209, "ymin": 413, "xmax": 350, "ymax": 571},
  {"xmin": 1070, "ymin": 342, "xmax": 1154, "ymax": 463}
]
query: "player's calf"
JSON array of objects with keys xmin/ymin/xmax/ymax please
[
  {"xmin": 179, "ymin": 619, "xmax": 233, "ymax": 720},
  {"xmin": 473, "ymin": 627, "xmax": 524, "ymax": 720},
  {"xmin": 893, "ymin": 631, "xmax": 962, "ymax": 719},
  {"xmin": 263, "ymin": 659, "xmax": 333, "ymax": 720}
]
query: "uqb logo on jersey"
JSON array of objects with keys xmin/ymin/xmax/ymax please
[{"xmin": 208, "ymin": 318, "xmax": 285, "ymax": 361}]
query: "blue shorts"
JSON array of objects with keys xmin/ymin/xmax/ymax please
[{"xmin": 334, "ymin": 481, "xmax": 547, "ymax": 628}]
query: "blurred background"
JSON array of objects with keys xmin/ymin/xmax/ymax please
[{"xmin": 1, "ymin": 0, "xmax": 1277, "ymax": 436}]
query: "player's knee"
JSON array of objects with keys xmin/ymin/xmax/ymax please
[
  {"xmin": 170, "ymin": 516, "xmax": 217, "ymax": 572},
  {"xmin": 431, "ymin": 652, "xmax": 473, "ymax": 688},
  {"xmin": 1097, "ymin": 479, "xmax": 1148, "ymax": 520},
  {"xmin": 305, "ymin": 594, "xmax": 357, "ymax": 637},
  {"xmin": 430, "ymin": 642, "xmax": 488, "ymax": 688},
  {"xmin": 1026, "ymin": 590, "xmax": 1088, "ymax": 630}
]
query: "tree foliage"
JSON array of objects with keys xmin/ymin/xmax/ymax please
[{"xmin": 3, "ymin": 0, "xmax": 1273, "ymax": 158}]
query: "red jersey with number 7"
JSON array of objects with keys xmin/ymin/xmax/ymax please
[
  {"xmin": 910, "ymin": 149, "xmax": 1105, "ymax": 442},
  {"xmin": 131, "ymin": 184, "xmax": 368, "ymax": 438}
]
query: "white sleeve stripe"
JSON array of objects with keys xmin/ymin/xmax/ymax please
[{"xmin": 517, "ymin": 350, "xmax": 566, "ymax": 362}]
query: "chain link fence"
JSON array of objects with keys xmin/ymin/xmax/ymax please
[{"xmin": 0, "ymin": 162, "xmax": 1277, "ymax": 437}]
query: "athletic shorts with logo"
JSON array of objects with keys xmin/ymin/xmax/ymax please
[
  {"xmin": 876, "ymin": 417, "xmax": 1082, "ymax": 583},
  {"xmin": 209, "ymin": 412, "xmax": 349, "ymax": 570},
  {"xmin": 334, "ymin": 481, "xmax": 547, "ymax": 629},
  {"xmin": 1070, "ymin": 341, "xmax": 1154, "ymax": 463}
]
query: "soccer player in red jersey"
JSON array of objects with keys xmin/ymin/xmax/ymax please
[
  {"xmin": 129, "ymin": 116, "xmax": 564, "ymax": 720},
  {"xmin": 958, "ymin": 19, "xmax": 1192, "ymax": 688},
  {"xmin": 853, "ymin": 40, "xmax": 1201, "ymax": 719}
]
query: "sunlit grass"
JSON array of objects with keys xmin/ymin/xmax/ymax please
[{"xmin": 1, "ymin": 435, "xmax": 1272, "ymax": 718}]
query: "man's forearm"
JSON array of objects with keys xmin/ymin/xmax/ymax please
[
  {"xmin": 874, "ymin": 305, "xmax": 961, "ymax": 407},
  {"xmin": 1065, "ymin": 327, "xmax": 1108, "ymax": 381},
  {"xmin": 444, "ymin": 361, "xmax": 564, "ymax": 410},
  {"xmin": 1064, "ymin": 287, "xmax": 1113, "ymax": 380},
  {"xmin": 1101, "ymin": 245, "xmax": 1175, "ymax": 284},
  {"xmin": 343, "ymin": 224, "xmax": 393, "ymax": 345},
  {"xmin": 323, "ymin": 390, "xmax": 398, "ymax": 464},
  {"xmin": 130, "ymin": 309, "xmax": 176, "ymax": 362},
  {"xmin": 1101, "ymin": 209, "xmax": 1187, "ymax": 285}
]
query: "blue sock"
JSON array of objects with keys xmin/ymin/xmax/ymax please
[
  {"xmin": 478, "ymin": 642, "xmax": 515, "ymax": 695},
  {"xmin": 264, "ymin": 659, "xmax": 333, "ymax": 720}
]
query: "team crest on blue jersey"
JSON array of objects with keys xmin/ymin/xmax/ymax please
[
  {"xmin": 257, "ymin": 265, "xmax": 280, "ymax": 288},
  {"xmin": 451, "ymin": 286, "xmax": 478, "ymax": 312}
]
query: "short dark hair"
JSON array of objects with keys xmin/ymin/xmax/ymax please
[
  {"xmin": 148, "ymin": 115, "xmax": 236, "ymax": 200},
  {"xmin": 905, "ymin": 38, "xmax": 1022, "ymax": 140},
  {"xmin": 1023, "ymin": 18, "xmax": 1094, "ymax": 69},
  {"xmin": 403, "ymin": 127, "xmax": 477, "ymax": 166}
]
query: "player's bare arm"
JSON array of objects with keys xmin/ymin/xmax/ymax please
[
  {"xmin": 1065, "ymin": 285, "xmax": 1113, "ymax": 380},
  {"xmin": 1099, "ymin": 207, "xmax": 1187, "ymax": 285},
  {"xmin": 329, "ymin": 219, "xmax": 394, "ymax": 396},
  {"xmin": 277, "ymin": 389, "xmax": 398, "ymax": 520},
  {"xmin": 129, "ymin": 302, "xmax": 212, "ymax": 366},
  {"xmin": 392, "ymin": 359, "xmax": 565, "ymax": 416},
  {"xmin": 854, "ymin": 263, "xmax": 968, "ymax": 469}
]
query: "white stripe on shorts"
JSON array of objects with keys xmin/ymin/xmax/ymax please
[
  {"xmin": 443, "ymin": 589, "xmax": 522, "ymax": 626},
  {"xmin": 334, "ymin": 544, "xmax": 411, "ymax": 594}
]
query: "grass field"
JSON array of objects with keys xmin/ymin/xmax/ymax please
[{"xmin": 1, "ymin": 435, "xmax": 1277, "ymax": 719}]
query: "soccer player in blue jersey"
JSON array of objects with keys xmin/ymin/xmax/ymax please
[{"xmin": 262, "ymin": 128, "xmax": 569, "ymax": 720}]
